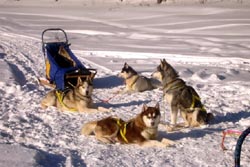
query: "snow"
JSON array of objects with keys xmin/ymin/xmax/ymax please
[{"xmin": 0, "ymin": 0, "xmax": 250, "ymax": 166}]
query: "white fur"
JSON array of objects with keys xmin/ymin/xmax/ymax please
[{"xmin": 164, "ymin": 93, "xmax": 173, "ymax": 105}]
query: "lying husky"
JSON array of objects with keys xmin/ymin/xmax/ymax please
[
  {"xmin": 81, "ymin": 103, "xmax": 175, "ymax": 148},
  {"xmin": 118, "ymin": 62, "xmax": 158, "ymax": 93},
  {"xmin": 41, "ymin": 77, "xmax": 110, "ymax": 113},
  {"xmin": 152, "ymin": 59, "xmax": 213, "ymax": 131}
]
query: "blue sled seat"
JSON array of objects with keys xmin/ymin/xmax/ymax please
[{"xmin": 44, "ymin": 42, "xmax": 92, "ymax": 90}]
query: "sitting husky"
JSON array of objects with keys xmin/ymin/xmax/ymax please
[
  {"xmin": 81, "ymin": 103, "xmax": 175, "ymax": 148},
  {"xmin": 152, "ymin": 59, "xmax": 213, "ymax": 131},
  {"xmin": 41, "ymin": 77, "xmax": 110, "ymax": 113},
  {"xmin": 118, "ymin": 62, "xmax": 158, "ymax": 93}
]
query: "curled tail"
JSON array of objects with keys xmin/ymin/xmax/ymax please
[{"xmin": 81, "ymin": 121, "xmax": 97, "ymax": 136}]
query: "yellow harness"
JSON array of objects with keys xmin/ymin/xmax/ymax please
[
  {"xmin": 116, "ymin": 119, "xmax": 128, "ymax": 143},
  {"xmin": 55, "ymin": 90, "xmax": 77, "ymax": 112},
  {"xmin": 190, "ymin": 94, "xmax": 206, "ymax": 112},
  {"xmin": 126, "ymin": 75, "xmax": 139, "ymax": 89},
  {"xmin": 164, "ymin": 80, "xmax": 206, "ymax": 112}
]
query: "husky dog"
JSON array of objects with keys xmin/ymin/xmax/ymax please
[
  {"xmin": 41, "ymin": 77, "xmax": 110, "ymax": 113},
  {"xmin": 81, "ymin": 103, "xmax": 175, "ymax": 148},
  {"xmin": 152, "ymin": 59, "xmax": 213, "ymax": 131},
  {"xmin": 118, "ymin": 62, "xmax": 158, "ymax": 93}
]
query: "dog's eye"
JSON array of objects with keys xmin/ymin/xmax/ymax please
[
  {"xmin": 147, "ymin": 115, "xmax": 153, "ymax": 119},
  {"xmin": 121, "ymin": 68, "xmax": 128, "ymax": 73}
]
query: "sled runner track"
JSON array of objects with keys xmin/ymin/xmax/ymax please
[{"xmin": 0, "ymin": 31, "xmax": 43, "ymax": 85}]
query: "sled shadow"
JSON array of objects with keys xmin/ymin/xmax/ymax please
[{"xmin": 94, "ymin": 75, "xmax": 123, "ymax": 89}]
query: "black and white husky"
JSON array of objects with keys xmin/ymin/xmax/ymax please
[{"xmin": 118, "ymin": 62, "xmax": 159, "ymax": 93}]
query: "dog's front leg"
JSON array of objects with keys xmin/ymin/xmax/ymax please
[
  {"xmin": 166, "ymin": 105, "xmax": 178, "ymax": 132},
  {"xmin": 190, "ymin": 108, "xmax": 200, "ymax": 127},
  {"xmin": 97, "ymin": 106, "xmax": 112, "ymax": 112},
  {"xmin": 95, "ymin": 135, "xmax": 116, "ymax": 144},
  {"xmin": 40, "ymin": 91, "xmax": 56, "ymax": 109},
  {"xmin": 140, "ymin": 139, "xmax": 173, "ymax": 148},
  {"xmin": 180, "ymin": 110, "xmax": 190, "ymax": 127}
]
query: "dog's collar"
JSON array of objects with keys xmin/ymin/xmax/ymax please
[
  {"xmin": 125, "ymin": 74, "xmax": 138, "ymax": 80},
  {"xmin": 55, "ymin": 90, "xmax": 78, "ymax": 112},
  {"xmin": 125, "ymin": 75, "xmax": 139, "ymax": 87},
  {"xmin": 163, "ymin": 78, "xmax": 185, "ymax": 93},
  {"xmin": 76, "ymin": 94, "xmax": 91, "ymax": 99},
  {"xmin": 73, "ymin": 88, "xmax": 92, "ymax": 100}
]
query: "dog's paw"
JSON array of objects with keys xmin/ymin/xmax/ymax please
[
  {"xmin": 40, "ymin": 103, "xmax": 48, "ymax": 109},
  {"xmin": 106, "ymin": 107, "xmax": 114, "ymax": 112},
  {"xmin": 98, "ymin": 106, "xmax": 112, "ymax": 112},
  {"xmin": 166, "ymin": 125, "xmax": 175, "ymax": 132},
  {"xmin": 161, "ymin": 138, "xmax": 175, "ymax": 147}
]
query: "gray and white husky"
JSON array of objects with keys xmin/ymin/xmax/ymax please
[
  {"xmin": 152, "ymin": 59, "xmax": 213, "ymax": 131},
  {"xmin": 118, "ymin": 62, "xmax": 159, "ymax": 93}
]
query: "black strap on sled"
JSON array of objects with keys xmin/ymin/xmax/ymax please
[{"xmin": 234, "ymin": 127, "xmax": 250, "ymax": 167}]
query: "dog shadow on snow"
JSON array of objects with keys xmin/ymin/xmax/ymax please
[
  {"xmin": 213, "ymin": 110, "xmax": 250, "ymax": 125},
  {"xmin": 159, "ymin": 109, "xmax": 250, "ymax": 141},
  {"xmin": 158, "ymin": 128, "xmax": 222, "ymax": 142},
  {"xmin": 95, "ymin": 99, "xmax": 151, "ymax": 109}
]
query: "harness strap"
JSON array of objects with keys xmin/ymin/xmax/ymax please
[
  {"xmin": 190, "ymin": 94, "xmax": 206, "ymax": 112},
  {"xmin": 126, "ymin": 75, "xmax": 139, "ymax": 88},
  {"xmin": 116, "ymin": 119, "xmax": 128, "ymax": 143},
  {"xmin": 55, "ymin": 90, "xmax": 77, "ymax": 112},
  {"xmin": 164, "ymin": 80, "xmax": 185, "ymax": 93}
]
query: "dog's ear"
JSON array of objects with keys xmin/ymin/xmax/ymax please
[
  {"xmin": 77, "ymin": 77, "xmax": 83, "ymax": 86},
  {"xmin": 160, "ymin": 59, "xmax": 165, "ymax": 69},
  {"xmin": 142, "ymin": 104, "xmax": 148, "ymax": 112},
  {"xmin": 160, "ymin": 59, "xmax": 168, "ymax": 70},
  {"xmin": 124, "ymin": 62, "xmax": 129, "ymax": 68},
  {"xmin": 155, "ymin": 102, "xmax": 160, "ymax": 110},
  {"xmin": 87, "ymin": 75, "xmax": 94, "ymax": 85}
]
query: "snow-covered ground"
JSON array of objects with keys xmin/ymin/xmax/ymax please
[{"xmin": 0, "ymin": 0, "xmax": 250, "ymax": 166}]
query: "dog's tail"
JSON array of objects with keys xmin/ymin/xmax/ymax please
[
  {"xmin": 206, "ymin": 113, "xmax": 214, "ymax": 122},
  {"xmin": 81, "ymin": 121, "xmax": 97, "ymax": 136}
]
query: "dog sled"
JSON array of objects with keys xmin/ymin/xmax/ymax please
[{"xmin": 40, "ymin": 28, "xmax": 96, "ymax": 90}]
